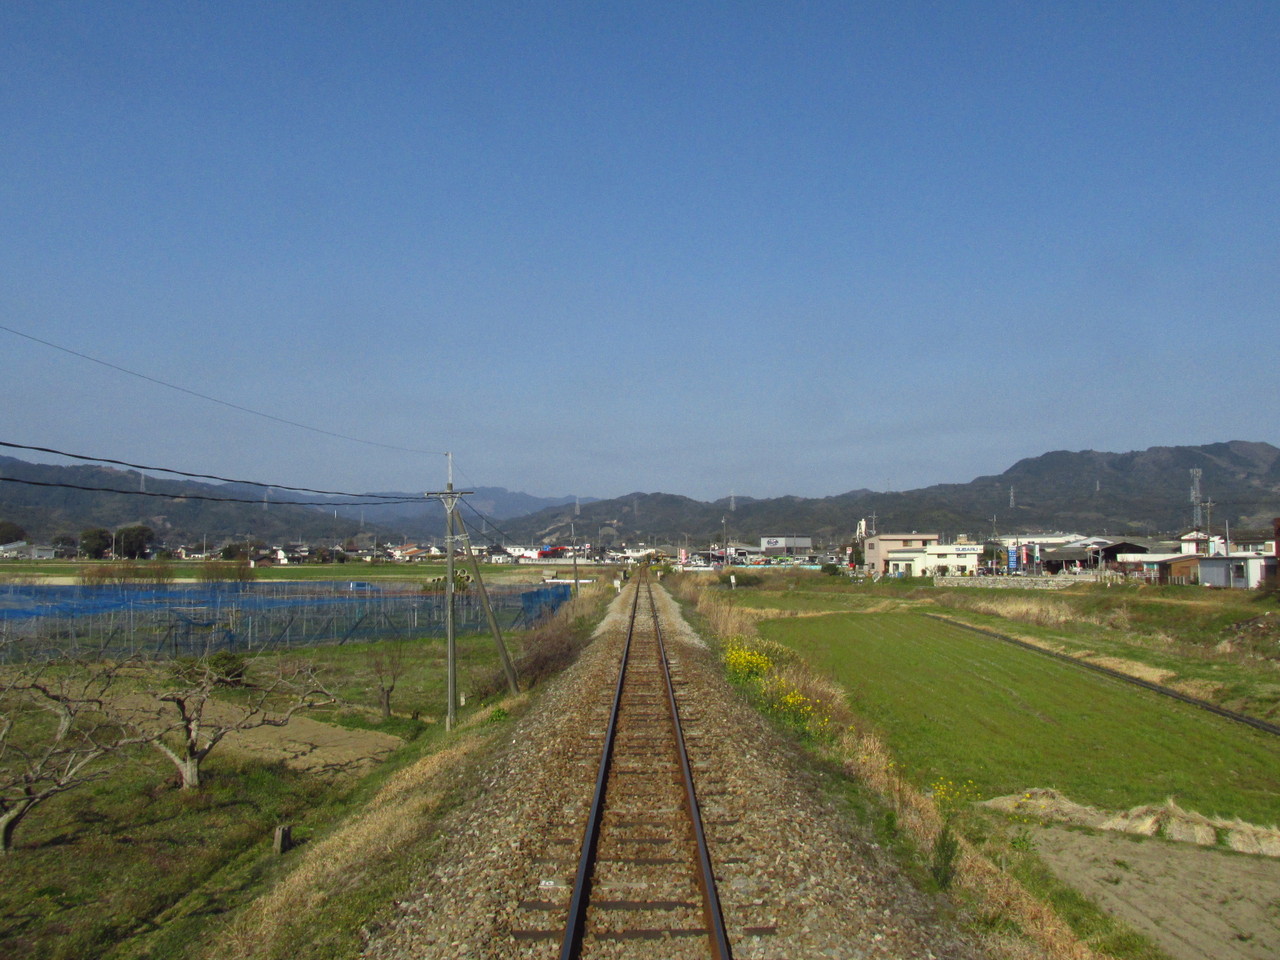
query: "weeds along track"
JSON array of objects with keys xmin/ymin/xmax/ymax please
[
  {"xmin": 514, "ymin": 576, "xmax": 738, "ymax": 958},
  {"xmin": 363, "ymin": 580, "xmax": 988, "ymax": 960}
]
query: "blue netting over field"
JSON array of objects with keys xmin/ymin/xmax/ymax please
[{"xmin": 0, "ymin": 581, "xmax": 572, "ymax": 660}]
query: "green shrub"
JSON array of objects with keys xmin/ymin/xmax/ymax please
[{"xmin": 930, "ymin": 823, "xmax": 960, "ymax": 888}]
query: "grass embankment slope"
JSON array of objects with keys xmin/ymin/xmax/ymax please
[{"xmin": 0, "ymin": 581, "xmax": 611, "ymax": 960}]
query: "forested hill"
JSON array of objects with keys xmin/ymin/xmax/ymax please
[
  {"xmin": 2, "ymin": 442, "xmax": 1277, "ymax": 548},
  {"xmin": 0, "ymin": 455, "xmax": 373, "ymax": 546},
  {"xmin": 0, "ymin": 455, "xmax": 589, "ymax": 546},
  {"xmin": 497, "ymin": 441, "xmax": 1280, "ymax": 546}
]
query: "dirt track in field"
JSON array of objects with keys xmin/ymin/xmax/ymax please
[{"xmin": 223, "ymin": 715, "xmax": 402, "ymax": 774}]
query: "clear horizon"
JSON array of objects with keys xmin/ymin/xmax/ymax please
[{"xmin": 3, "ymin": 3, "xmax": 1276, "ymax": 501}]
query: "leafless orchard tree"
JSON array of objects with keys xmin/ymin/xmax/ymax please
[
  {"xmin": 132, "ymin": 654, "xmax": 335, "ymax": 790},
  {"xmin": 0, "ymin": 649, "xmax": 154, "ymax": 853},
  {"xmin": 368, "ymin": 643, "xmax": 405, "ymax": 720}
]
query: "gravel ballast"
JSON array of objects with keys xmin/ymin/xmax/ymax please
[{"xmin": 363, "ymin": 583, "xmax": 995, "ymax": 960}]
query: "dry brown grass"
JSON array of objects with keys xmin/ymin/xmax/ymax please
[
  {"xmin": 840, "ymin": 727, "xmax": 1101, "ymax": 960},
  {"xmin": 468, "ymin": 582, "xmax": 612, "ymax": 699},
  {"xmin": 935, "ymin": 592, "xmax": 1133, "ymax": 632},
  {"xmin": 214, "ymin": 696, "xmax": 524, "ymax": 960},
  {"xmin": 667, "ymin": 576, "xmax": 772, "ymax": 639}
]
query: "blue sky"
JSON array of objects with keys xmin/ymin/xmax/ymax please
[{"xmin": 2, "ymin": 1, "xmax": 1276, "ymax": 501}]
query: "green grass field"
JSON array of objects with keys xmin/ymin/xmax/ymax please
[
  {"xmin": 761, "ymin": 611, "xmax": 1280, "ymax": 826},
  {"xmin": 701, "ymin": 570, "xmax": 1280, "ymax": 723}
]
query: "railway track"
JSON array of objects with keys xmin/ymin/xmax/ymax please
[{"xmin": 513, "ymin": 576, "xmax": 734, "ymax": 958}]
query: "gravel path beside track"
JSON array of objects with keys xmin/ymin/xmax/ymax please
[{"xmin": 363, "ymin": 584, "xmax": 993, "ymax": 960}]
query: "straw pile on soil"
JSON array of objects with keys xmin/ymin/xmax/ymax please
[{"xmin": 981, "ymin": 788, "xmax": 1280, "ymax": 856}]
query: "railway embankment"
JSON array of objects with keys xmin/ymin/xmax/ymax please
[{"xmin": 362, "ymin": 582, "xmax": 993, "ymax": 960}]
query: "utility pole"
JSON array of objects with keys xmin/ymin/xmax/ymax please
[
  {"xmin": 570, "ymin": 522, "xmax": 580, "ymax": 597},
  {"xmin": 442, "ymin": 454, "xmax": 458, "ymax": 731},
  {"xmin": 1226, "ymin": 518, "xmax": 1234, "ymax": 589},
  {"xmin": 1190, "ymin": 468, "xmax": 1203, "ymax": 531},
  {"xmin": 436, "ymin": 454, "xmax": 518, "ymax": 732}
]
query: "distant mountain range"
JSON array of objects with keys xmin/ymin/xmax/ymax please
[
  {"xmin": 0, "ymin": 455, "xmax": 588, "ymax": 546},
  {"xmin": 495, "ymin": 441, "xmax": 1280, "ymax": 547},
  {"xmin": 2, "ymin": 441, "xmax": 1277, "ymax": 548}
]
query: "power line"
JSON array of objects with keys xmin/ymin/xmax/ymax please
[
  {"xmin": 0, "ymin": 475, "xmax": 424, "ymax": 507},
  {"xmin": 0, "ymin": 440, "xmax": 414, "ymax": 500},
  {"xmin": 0, "ymin": 323, "xmax": 445, "ymax": 456},
  {"xmin": 460, "ymin": 498, "xmax": 518, "ymax": 545}
]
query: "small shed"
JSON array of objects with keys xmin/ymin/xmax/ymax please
[
  {"xmin": 1198, "ymin": 555, "xmax": 1278, "ymax": 590},
  {"xmin": 1159, "ymin": 554, "xmax": 1201, "ymax": 586}
]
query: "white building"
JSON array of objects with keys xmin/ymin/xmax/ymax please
[
  {"xmin": 996, "ymin": 533, "xmax": 1085, "ymax": 549},
  {"xmin": 1198, "ymin": 554, "xmax": 1278, "ymax": 589},
  {"xmin": 882, "ymin": 542, "xmax": 983, "ymax": 577},
  {"xmin": 864, "ymin": 533, "xmax": 940, "ymax": 575},
  {"xmin": 760, "ymin": 536, "xmax": 813, "ymax": 557},
  {"xmin": 0, "ymin": 541, "xmax": 54, "ymax": 560}
]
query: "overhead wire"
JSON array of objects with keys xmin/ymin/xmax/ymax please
[
  {"xmin": 0, "ymin": 323, "xmax": 446, "ymax": 457},
  {"xmin": 459, "ymin": 498, "xmax": 517, "ymax": 545},
  {"xmin": 0, "ymin": 475, "xmax": 424, "ymax": 507},
  {"xmin": 0, "ymin": 440, "xmax": 417, "ymax": 500}
]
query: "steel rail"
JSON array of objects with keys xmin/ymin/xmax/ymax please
[
  {"xmin": 558, "ymin": 575, "xmax": 734, "ymax": 959},
  {"xmin": 647, "ymin": 582, "xmax": 734, "ymax": 959},
  {"xmin": 558, "ymin": 578, "xmax": 641, "ymax": 959}
]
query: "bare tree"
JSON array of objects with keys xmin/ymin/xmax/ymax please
[
  {"xmin": 0, "ymin": 651, "xmax": 153, "ymax": 853},
  {"xmin": 135, "ymin": 655, "xmax": 334, "ymax": 790},
  {"xmin": 368, "ymin": 643, "xmax": 405, "ymax": 720}
]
